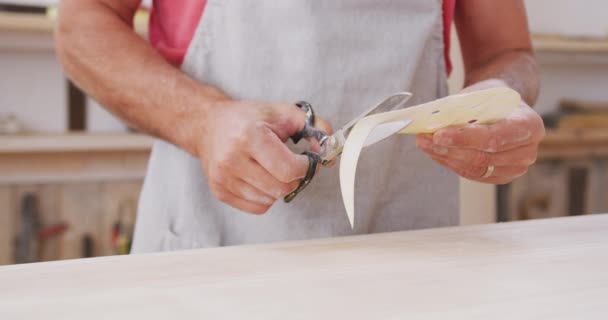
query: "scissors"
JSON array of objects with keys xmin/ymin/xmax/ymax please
[{"xmin": 284, "ymin": 92, "xmax": 412, "ymax": 202}]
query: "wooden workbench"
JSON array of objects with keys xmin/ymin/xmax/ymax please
[{"xmin": 0, "ymin": 215, "xmax": 607, "ymax": 319}]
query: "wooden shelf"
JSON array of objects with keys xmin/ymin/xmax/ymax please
[
  {"xmin": 0, "ymin": 9, "xmax": 149, "ymax": 36},
  {"xmin": 0, "ymin": 133, "xmax": 154, "ymax": 154},
  {"xmin": 0, "ymin": 11, "xmax": 53, "ymax": 33},
  {"xmin": 542, "ymin": 128, "xmax": 608, "ymax": 144},
  {"xmin": 538, "ymin": 128, "xmax": 608, "ymax": 160},
  {"xmin": 0, "ymin": 133, "xmax": 154, "ymax": 184},
  {"xmin": 1, "ymin": 15, "xmax": 605, "ymax": 53},
  {"xmin": 533, "ymin": 34, "xmax": 608, "ymax": 53}
]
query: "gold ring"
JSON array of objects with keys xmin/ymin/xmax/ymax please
[{"xmin": 482, "ymin": 165, "xmax": 495, "ymax": 179}]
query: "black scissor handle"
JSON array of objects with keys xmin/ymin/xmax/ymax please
[
  {"xmin": 284, "ymin": 151, "xmax": 320, "ymax": 203},
  {"xmin": 291, "ymin": 101, "xmax": 315, "ymax": 143},
  {"xmin": 291, "ymin": 101, "xmax": 329, "ymax": 144},
  {"xmin": 284, "ymin": 101, "xmax": 325, "ymax": 203}
]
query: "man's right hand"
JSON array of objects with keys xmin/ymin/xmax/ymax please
[
  {"xmin": 55, "ymin": 0, "xmax": 333, "ymax": 214},
  {"xmin": 194, "ymin": 99, "xmax": 333, "ymax": 214}
]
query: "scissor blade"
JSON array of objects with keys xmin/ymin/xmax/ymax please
[
  {"xmin": 319, "ymin": 92, "xmax": 412, "ymax": 163},
  {"xmin": 363, "ymin": 120, "xmax": 412, "ymax": 147},
  {"xmin": 339, "ymin": 92, "xmax": 412, "ymax": 135}
]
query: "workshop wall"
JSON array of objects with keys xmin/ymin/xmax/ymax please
[
  {"xmin": 1, "ymin": 1, "xmax": 607, "ymax": 267},
  {"xmin": 2, "ymin": 2, "xmax": 606, "ymax": 130},
  {"xmin": 0, "ymin": 36, "xmax": 66, "ymax": 132},
  {"xmin": 525, "ymin": 0, "xmax": 608, "ymax": 115}
]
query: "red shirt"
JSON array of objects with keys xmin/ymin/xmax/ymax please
[{"xmin": 149, "ymin": 0, "xmax": 456, "ymax": 73}]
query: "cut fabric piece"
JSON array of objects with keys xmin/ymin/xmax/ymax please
[{"xmin": 340, "ymin": 87, "xmax": 522, "ymax": 228}]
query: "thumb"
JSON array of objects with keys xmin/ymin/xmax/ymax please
[
  {"xmin": 265, "ymin": 103, "xmax": 308, "ymax": 141},
  {"xmin": 314, "ymin": 116, "xmax": 334, "ymax": 136},
  {"xmin": 312, "ymin": 115, "xmax": 337, "ymax": 168}
]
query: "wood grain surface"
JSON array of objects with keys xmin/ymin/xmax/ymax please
[{"xmin": 0, "ymin": 215, "xmax": 607, "ymax": 319}]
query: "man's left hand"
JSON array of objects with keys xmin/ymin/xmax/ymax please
[{"xmin": 416, "ymin": 94, "xmax": 545, "ymax": 185}]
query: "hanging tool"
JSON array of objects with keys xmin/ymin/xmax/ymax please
[{"xmin": 14, "ymin": 193, "xmax": 68, "ymax": 263}]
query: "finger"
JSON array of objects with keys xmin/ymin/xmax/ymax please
[
  {"xmin": 306, "ymin": 135, "xmax": 336, "ymax": 168},
  {"xmin": 267, "ymin": 103, "xmax": 307, "ymax": 141},
  {"xmin": 432, "ymin": 105, "xmax": 545, "ymax": 153},
  {"xmin": 314, "ymin": 116, "xmax": 336, "ymax": 167},
  {"xmin": 430, "ymin": 156, "xmax": 528, "ymax": 180},
  {"xmin": 417, "ymin": 133, "xmax": 434, "ymax": 141},
  {"xmin": 224, "ymin": 177, "xmax": 276, "ymax": 206},
  {"xmin": 307, "ymin": 116, "xmax": 335, "ymax": 153},
  {"xmin": 307, "ymin": 137, "xmax": 322, "ymax": 153},
  {"xmin": 417, "ymin": 138, "xmax": 538, "ymax": 167},
  {"xmin": 249, "ymin": 125, "xmax": 310, "ymax": 183},
  {"xmin": 314, "ymin": 116, "xmax": 334, "ymax": 135},
  {"xmin": 301, "ymin": 144, "xmax": 336, "ymax": 168},
  {"xmin": 214, "ymin": 187, "xmax": 271, "ymax": 215},
  {"xmin": 323, "ymin": 159, "xmax": 337, "ymax": 168},
  {"xmin": 240, "ymin": 158, "xmax": 300, "ymax": 199}
]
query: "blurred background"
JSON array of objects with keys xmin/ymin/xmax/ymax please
[{"xmin": 0, "ymin": 0, "xmax": 607, "ymax": 265}]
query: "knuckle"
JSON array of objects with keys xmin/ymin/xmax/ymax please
[
  {"xmin": 217, "ymin": 144, "xmax": 241, "ymax": 166},
  {"xmin": 225, "ymin": 130, "xmax": 248, "ymax": 151}
]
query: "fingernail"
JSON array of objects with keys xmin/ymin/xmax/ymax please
[
  {"xmin": 260, "ymin": 196, "xmax": 275, "ymax": 206},
  {"xmin": 432, "ymin": 145, "xmax": 449, "ymax": 155},
  {"xmin": 243, "ymin": 190, "xmax": 274, "ymax": 205}
]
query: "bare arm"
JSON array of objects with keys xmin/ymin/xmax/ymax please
[
  {"xmin": 55, "ymin": 0, "xmax": 224, "ymax": 154},
  {"xmin": 455, "ymin": 0, "xmax": 539, "ymax": 105},
  {"xmin": 56, "ymin": 0, "xmax": 332, "ymax": 213},
  {"xmin": 417, "ymin": 0, "xmax": 544, "ymax": 184}
]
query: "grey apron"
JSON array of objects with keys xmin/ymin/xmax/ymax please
[{"xmin": 132, "ymin": 0, "xmax": 458, "ymax": 253}]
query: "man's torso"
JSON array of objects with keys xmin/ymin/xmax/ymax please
[{"xmin": 148, "ymin": 0, "xmax": 456, "ymax": 72}]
